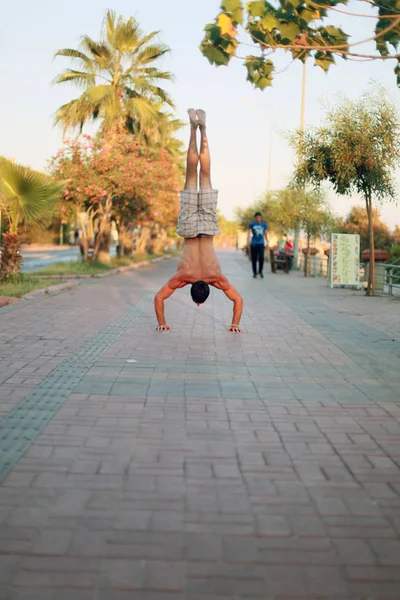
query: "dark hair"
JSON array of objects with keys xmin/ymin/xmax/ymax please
[
  {"xmin": 191, "ymin": 280, "xmax": 210, "ymax": 304},
  {"xmin": 254, "ymin": 212, "xmax": 262, "ymax": 217}
]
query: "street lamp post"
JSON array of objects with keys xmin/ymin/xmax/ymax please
[
  {"xmin": 293, "ymin": 60, "xmax": 307, "ymax": 269},
  {"xmin": 267, "ymin": 115, "xmax": 273, "ymax": 194}
]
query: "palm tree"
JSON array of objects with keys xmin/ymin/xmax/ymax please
[
  {"xmin": 0, "ymin": 158, "xmax": 63, "ymax": 279},
  {"xmin": 137, "ymin": 108, "xmax": 185, "ymax": 164},
  {"xmin": 54, "ymin": 10, "xmax": 174, "ymax": 135}
]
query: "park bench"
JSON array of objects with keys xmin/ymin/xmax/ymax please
[{"xmin": 270, "ymin": 248, "xmax": 290, "ymax": 274}]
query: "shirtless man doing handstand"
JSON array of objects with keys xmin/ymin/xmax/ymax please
[{"xmin": 154, "ymin": 109, "xmax": 243, "ymax": 333}]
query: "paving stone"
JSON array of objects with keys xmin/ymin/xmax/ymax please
[{"xmin": 1, "ymin": 253, "xmax": 400, "ymax": 597}]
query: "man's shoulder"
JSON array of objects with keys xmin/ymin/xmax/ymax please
[{"xmin": 210, "ymin": 275, "xmax": 230, "ymax": 291}]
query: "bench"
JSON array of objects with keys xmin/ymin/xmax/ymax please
[{"xmin": 270, "ymin": 249, "xmax": 289, "ymax": 274}]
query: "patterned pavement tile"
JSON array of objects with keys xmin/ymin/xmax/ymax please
[{"xmin": 0, "ymin": 251, "xmax": 400, "ymax": 599}]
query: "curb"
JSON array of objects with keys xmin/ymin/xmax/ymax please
[
  {"xmin": 22, "ymin": 281, "xmax": 80, "ymax": 300},
  {"xmin": 0, "ymin": 281, "xmax": 80, "ymax": 309},
  {"xmin": 30, "ymin": 254, "xmax": 173, "ymax": 280},
  {"xmin": 1, "ymin": 254, "xmax": 176, "ymax": 309}
]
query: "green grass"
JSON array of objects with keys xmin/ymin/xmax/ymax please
[
  {"xmin": 32, "ymin": 260, "xmax": 112, "ymax": 276},
  {"xmin": 31, "ymin": 250, "xmax": 177, "ymax": 277},
  {"xmin": 0, "ymin": 276, "xmax": 64, "ymax": 298}
]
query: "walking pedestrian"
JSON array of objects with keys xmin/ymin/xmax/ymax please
[{"xmin": 247, "ymin": 212, "xmax": 269, "ymax": 278}]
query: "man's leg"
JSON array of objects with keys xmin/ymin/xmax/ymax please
[
  {"xmin": 251, "ymin": 245, "xmax": 258, "ymax": 277},
  {"xmin": 184, "ymin": 109, "xmax": 199, "ymax": 190},
  {"xmin": 258, "ymin": 245, "xmax": 265, "ymax": 275},
  {"xmin": 176, "ymin": 110, "xmax": 199, "ymax": 239},
  {"xmin": 197, "ymin": 110, "xmax": 211, "ymax": 189},
  {"xmin": 195, "ymin": 110, "xmax": 220, "ymax": 238}
]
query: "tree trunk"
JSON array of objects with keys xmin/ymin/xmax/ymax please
[
  {"xmin": 366, "ymin": 190, "xmax": 375, "ymax": 296},
  {"xmin": 154, "ymin": 227, "xmax": 168, "ymax": 254},
  {"xmin": 77, "ymin": 211, "xmax": 90, "ymax": 261},
  {"xmin": 94, "ymin": 220, "xmax": 112, "ymax": 263},
  {"xmin": 0, "ymin": 233, "xmax": 23, "ymax": 279},
  {"xmin": 136, "ymin": 225, "xmax": 151, "ymax": 254},
  {"xmin": 93, "ymin": 200, "xmax": 112, "ymax": 264},
  {"xmin": 117, "ymin": 223, "xmax": 135, "ymax": 257},
  {"xmin": 304, "ymin": 233, "xmax": 311, "ymax": 277},
  {"xmin": 147, "ymin": 223, "xmax": 167, "ymax": 254}
]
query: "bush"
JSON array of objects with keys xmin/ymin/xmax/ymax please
[{"xmin": 387, "ymin": 245, "xmax": 400, "ymax": 263}]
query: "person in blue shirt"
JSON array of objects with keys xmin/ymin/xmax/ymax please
[{"xmin": 247, "ymin": 212, "xmax": 269, "ymax": 278}]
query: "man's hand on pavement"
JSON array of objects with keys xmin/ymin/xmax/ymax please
[
  {"xmin": 156, "ymin": 324, "xmax": 171, "ymax": 331},
  {"xmin": 227, "ymin": 325, "xmax": 244, "ymax": 333}
]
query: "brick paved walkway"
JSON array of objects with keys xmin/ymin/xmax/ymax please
[{"xmin": 1, "ymin": 251, "xmax": 400, "ymax": 599}]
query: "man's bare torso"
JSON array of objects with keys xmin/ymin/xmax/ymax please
[{"xmin": 176, "ymin": 237, "xmax": 224, "ymax": 285}]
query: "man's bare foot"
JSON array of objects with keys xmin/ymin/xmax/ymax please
[
  {"xmin": 187, "ymin": 108, "xmax": 198, "ymax": 127},
  {"xmin": 196, "ymin": 109, "xmax": 206, "ymax": 127}
]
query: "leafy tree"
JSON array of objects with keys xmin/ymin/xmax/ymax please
[
  {"xmin": 297, "ymin": 189, "xmax": 335, "ymax": 277},
  {"xmin": 235, "ymin": 193, "xmax": 277, "ymax": 230},
  {"xmin": 54, "ymin": 10, "xmax": 174, "ymax": 135},
  {"xmin": 200, "ymin": 0, "xmax": 400, "ymax": 89},
  {"xmin": 268, "ymin": 188, "xmax": 304, "ymax": 236},
  {"xmin": 336, "ymin": 205, "xmax": 394, "ymax": 253},
  {"xmin": 294, "ymin": 88, "xmax": 400, "ymax": 295},
  {"xmin": 49, "ymin": 133, "xmax": 180, "ymax": 262},
  {"xmin": 388, "ymin": 244, "xmax": 400, "ymax": 262},
  {"xmin": 0, "ymin": 158, "xmax": 63, "ymax": 278},
  {"xmin": 394, "ymin": 224, "xmax": 400, "ymax": 244}
]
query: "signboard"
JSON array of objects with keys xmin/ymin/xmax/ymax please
[{"xmin": 329, "ymin": 233, "xmax": 361, "ymax": 288}]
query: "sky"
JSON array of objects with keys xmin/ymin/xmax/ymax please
[{"xmin": 1, "ymin": 0, "xmax": 400, "ymax": 228}]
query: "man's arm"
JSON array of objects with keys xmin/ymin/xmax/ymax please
[
  {"xmin": 264, "ymin": 224, "xmax": 269, "ymax": 246},
  {"xmin": 154, "ymin": 276, "xmax": 186, "ymax": 331},
  {"xmin": 224, "ymin": 285, "xmax": 243, "ymax": 332},
  {"xmin": 247, "ymin": 227, "xmax": 252, "ymax": 259},
  {"xmin": 213, "ymin": 277, "xmax": 244, "ymax": 333}
]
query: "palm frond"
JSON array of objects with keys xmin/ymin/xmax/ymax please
[
  {"xmin": 138, "ymin": 68, "xmax": 174, "ymax": 81},
  {"xmin": 136, "ymin": 44, "xmax": 170, "ymax": 65},
  {"xmin": 84, "ymin": 84, "xmax": 116, "ymax": 105},
  {"xmin": 104, "ymin": 10, "xmax": 117, "ymax": 46},
  {"xmin": 131, "ymin": 31, "xmax": 158, "ymax": 53},
  {"xmin": 126, "ymin": 97, "xmax": 160, "ymax": 128},
  {"xmin": 53, "ymin": 69, "xmax": 96, "ymax": 89},
  {"xmin": 84, "ymin": 86, "xmax": 120, "ymax": 130},
  {"xmin": 113, "ymin": 18, "xmax": 142, "ymax": 52},
  {"xmin": 54, "ymin": 48, "xmax": 94, "ymax": 70},
  {"xmin": 144, "ymin": 85, "xmax": 175, "ymax": 108},
  {"xmin": 0, "ymin": 161, "xmax": 64, "ymax": 232},
  {"xmin": 80, "ymin": 36, "xmax": 112, "ymax": 67},
  {"xmin": 55, "ymin": 98, "xmax": 94, "ymax": 133}
]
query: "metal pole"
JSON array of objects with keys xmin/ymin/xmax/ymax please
[
  {"xmin": 293, "ymin": 60, "xmax": 307, "ymax": 269},
  {"xmin": 267, "ymin": 116, "xmax": 273, "ymax": 194},
  {"xmin": 300, "ymin": 59, "xmax": 307, "ymax": 134}
]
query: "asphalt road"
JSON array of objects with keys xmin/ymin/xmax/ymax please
[{"xmin": 21, "ymin": 247, "xmax": 116, "ymax": 273}]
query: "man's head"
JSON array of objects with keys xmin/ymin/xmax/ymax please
[
  {"xmin": 191, "ymin": 280, "xmax": 210, "ymax": 306},
  {"xmin": 254, "ymin": 212, "xmax": 262, "ymax": 223}
]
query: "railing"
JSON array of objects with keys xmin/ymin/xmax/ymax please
[
  {"xmin": 383, "ymin": 261, "xmax": 400, "ymax": 297},
  {"xmin": 297, "ymin": 254, "xmax": 328, "ymax": 277},
  {"xmin": 296, "ymin": 252, "xmax": 400, "ymax": 296}
]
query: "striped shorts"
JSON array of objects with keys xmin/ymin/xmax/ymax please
[{"xmin": 176, "ymin": 188, "xmax": 221, "ymax": 239}]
